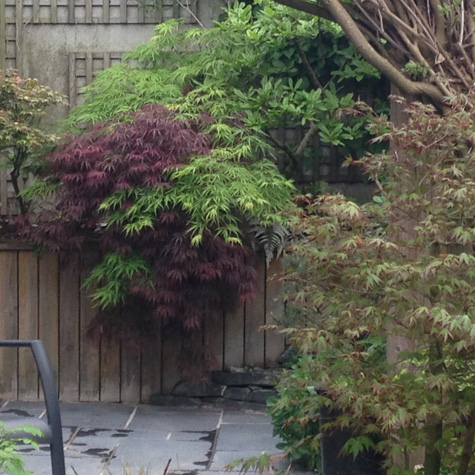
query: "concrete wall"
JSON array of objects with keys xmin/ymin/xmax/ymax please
[{"xmin": 1, "ymin": 0, "xmax": 222, "ymax": 118}]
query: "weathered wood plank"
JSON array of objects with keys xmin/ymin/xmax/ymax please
[
  {"xmin": 79, "ymin": 252, "xmax": 100, "ymax": 401},
  {"xmin": 85, "ymin": 51, "xmax": 93, "ymax": 85},
  {"xmin": 68, "ymin": 0, "xmax": 75, "ymax": 23},
  {"xmin": 204, "ymin": 310, "xmax": 224, "ymax": 371},
  {"xmin": 121, "ymin": 344, "xmax": 141, "ymax": 403},
  {"xmin": 100, "ymin": 338, "xmax": 121, "ymax": 402},
  {"xmin": 103, "ymin": 0, "xmax": 110, "ymax": 23},
  {"xmin": 160, "ymin": 325, "xmax": 182, "ymax": 395},
  {"xmin": 68, "ymin": 53, "xmax": 76, "ymax": 109},
  {"xmin": 224, "ymin": 304, "xmax": 244, "ymax": 369},
  {"xmin": 0, "ymin": 252, "xmax": 19, "ymax": 398},
  {"xmin": 15, "ymin": 0, "xmax": 22, "ymax": 74},
  {"xmin": 18, "ymin": 252, "xmax": 39, "ymax": 400},
  {"xmin": 103, "ymin": 51, "xmax": 111, "ymax": 70},
  {"xmin": 39, "ymin": 253, "xmax": 59, "ymax": 397},
  {"xmin": 50, "ymin": 0, "xmax": 58, "ymax": 23},
  {"xmin": 119, "ymin": 0, "xmax": 127, "ymax": 22},
  {"xmin": 0, "ymin": 0, "xmax": 6, "ymax": 69},
  {"xmin": 59, "ymin": 252, "xmax": 80, "ymax": 401},
  {"xmin": 244, "ymin": 259, "xmax": 265, "ymax": 367},
  {"xmin": 264, "ymin": 259, "xmax": 285, "ymax": 367},
  {"xmin": 32, "ymin": 0, "xmax": 40, "ymax": 23},
  {"xmin": 85, "ymin": 0, "xmax": 92, "ymax": 22},
  {"xmin": 140, "ymin": 317, "xmax": 161, "ymax": 402}
]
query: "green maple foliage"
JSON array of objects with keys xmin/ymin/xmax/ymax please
[
  {"xmin": 275, "ymin": 96, "xmax": 475, "ymax": 475},
  {"xmin": 0, "ymin": 70, "xmax": 66, "ymax": 214}
]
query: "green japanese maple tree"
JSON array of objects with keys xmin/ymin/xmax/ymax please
[
  {"xmin": 0, "ymin": 70, "xmax": 66, "ymax": 214},
  {"xmin": 277, "ymin": 96, "xmax": 475, "ymax": 475}
]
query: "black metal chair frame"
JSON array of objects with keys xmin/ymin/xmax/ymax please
[{"xmin": 0, "ymin": 340, "xmax": 66, "ymax": 475}]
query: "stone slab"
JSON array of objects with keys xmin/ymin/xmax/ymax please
[
  {"xmin": 128, "ymin": 406, "xmax": 220, "ymax": 433},
  {"xmin": 109, "ymin": 437, "xmax": 213, "ymax": 472},
  {"xmin": 59, "ymin": 402, "xmax": 136, "ymax": 428},
  {"xmin": 221, "ymin": 411, "xmax": 271, "ymax": 425},
  {"xmin": 214, "ymin": 424, "xmax": 280, "ymax": 453}
]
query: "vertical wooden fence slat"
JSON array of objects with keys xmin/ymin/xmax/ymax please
[
  {"xmin": 103, "ymin": 51, "xmax": 111, "ymax": 69},
  {"xmin": 68, "ymin": 0, "xmax": 75, "ymax": 23},
  {"xmin": 140, "ymin": 318, "xmax": 161, "ymax": 402},
  {"xmin": 264, "ymin": 259, "xmax": 285, "ymax": 367},
  {"xmin": 224, "ymin": 304, "xmax": 244, "ymax": 369},
  {"xmin": 68, "ymin": 53, "xmax": 77, "ymax": 109},
  {"xmin": 0, "ymin": 252, "xmax": 19, "ymax": 399},
  {"xmin": 103, "ymin": 0, "xmax": 110, "ymax": 23},
  {"xmin": 244, "ymin": 260, "xmax": 265, "ymax": 367},
  {"xmin": 160, "ymin": 326, "xmax": 182, "ymax": 395},
  {"xmin": 32, "ymin": 0, "xmax": 40, "ymax": 22},
  {"xmin": 119, "ymin": 0, "xmax": 127, "ymax": 22},
  {"xmin": 204, "ymin": 311, "xmax": 224, "ymax": 370},
  {"xmin": 39, "ymin": 253, "xmax": 59, "ymax": 397},
  {"xmin": 85, "ymin": 0, "xmax": 92, "ymax": 22},
  {"xmin": 120, "ymin": 343, "xmax": 141, "ymax": 403},
  {"xmin": 18, "ymin": 252, "xmax": 39, "ymax": 400},
  {"xmin": 137, "ymin": 2, "xmax": 144, "ymax": 23},
  {"xmin": 79, "ymin": 252, "xmax": 100, "ymax": 401},
  {"xmin": 15, "ymin": 0, "xmax": 22, "ymax": 73},
  {"xmin": 50, "ymin": 0, "xmax": 58, "ymax": 23},
  {"xmin": 0, "ymin": 0, "xmax": 6, "ymax": 69},
  {"xmin": 0, "ymin": 171, "xmax": 7, "ymax": 216},
  {"xmin": 85, "ymin": 51, "xmax": 93, "ymax": 85},
  {"xmin": 59, "ymin": 252, "xmax": 80, "ymax": 401},
  {"xmin": 100, "ymin": 338, "xmax": 121, "ymax": 402}
]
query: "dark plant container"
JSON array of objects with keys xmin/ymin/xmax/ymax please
[{"xmin": 319, "ymin": 406, "xmax": 386, "ymax": 475}]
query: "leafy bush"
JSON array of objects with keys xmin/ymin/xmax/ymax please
[
  {"xmin": 21, "ymin": 104, "xmax": 292, "ymax": 364},
  {"xmin": 66, "ymin": 0, "xmax": 388, "ymax": 190},
  {"xmin": 0, "ymin": 70, "xmax": 66, "ymax": 214},
  {"xmin": 0, "ymin": 422, "xmax": 42, "ymax": 475},
  {"xmin": 275, "ymin": 96, "xmax": 475, "ymax": 475},
  {"xmin": 267, "ymin": 357, "xmax": 321, "ymax": 470}
]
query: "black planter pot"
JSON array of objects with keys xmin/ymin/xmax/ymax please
[{"xmin": 319, "ymin": 406, "xmax": 386, "ymax": 475}]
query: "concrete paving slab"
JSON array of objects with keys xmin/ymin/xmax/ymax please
[
  {"xmin": 0, "ymin": 402, "xmax": 315, "ymax": 475},
  {"xmin": 0, "ymin": 401, "xmax": 46, "ymax": 418},
  {"xmin": 109, "ymin": 438, "xmax": 212, "ymax": 472},
  {"xmin": 221, "ymin": 411, "xmax": 271, "ymax": 425},
  {"xmin": 214, "ymin": 423, "xmax": 279, "ymax": 453},
  {"xmin": 209, "ymin": 450, "xmax": 281, "ymax": 471},
  {"xmin": 60, "ymin": 402, "xmax": 136, "ymax": 428},
  {"xmin": 128, "ymin": 406, "xmax": 221, "ymax": 433}
]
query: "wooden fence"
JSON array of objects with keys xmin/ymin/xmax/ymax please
[{"xmin": 0, "ymin": 245, "xmax": 285, "ymax": 403}]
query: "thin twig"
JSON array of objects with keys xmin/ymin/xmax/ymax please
[{"xmin": 174, "ymin": 0, "xmax": 204, "ymax": 28}]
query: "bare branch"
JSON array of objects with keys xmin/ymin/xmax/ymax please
[{"xmin": 322, "ymin": 0, "xmax": 447, "ymax": 103}]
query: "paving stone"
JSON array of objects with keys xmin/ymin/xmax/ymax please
[
  {"xmin": 221, "ymin": 411, "xmax": 270, "ymax": 425},
  {"xmin": 59, "ymin": 402, "xmax": 136, "ymax": 428},
  {"xmin": 210, "ymin": 450, "xmax": 280, "ymax": 471},
  {"xmin": 0, "ymin": 401, "xmax": 46, "ymax": 418},
  {"xmin": 214, "ymin": 423, "xmax": 280, "ymax": 453},
  {"xmin": 109, "ymin": 437, "xmax": 212, "ymax": 472},
  {"xmin": 128, "ymin": 405, "xmax": 220, "ymax": 433}
]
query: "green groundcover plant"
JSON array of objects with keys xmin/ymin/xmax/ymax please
[
  {"xmin": 273, "ymin": 95, "xmax": 475, "ymax": 475},
  {"xmin": 0, "ymin": 422, "xmax": 42, "ymax": 475}
]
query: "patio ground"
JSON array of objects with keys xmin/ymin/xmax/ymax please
[{"xmin": 1, "ymin": 401, "xmax": 312, "ymax": 474}]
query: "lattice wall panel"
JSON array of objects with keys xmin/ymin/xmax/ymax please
[
  {"xmin": 6, "ymin": 0, "xmax": 196, "ymax": 25},
  {"xmin": 1, "ymin": 0, "xmax": 199, "ymax": 70},
  {"xmin": 69, "ymin": 51, "xmax": 124, "ymax": 108}
]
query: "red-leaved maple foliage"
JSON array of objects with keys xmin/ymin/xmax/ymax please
[{"xmin": 19, "ymin": 105, "xmax": 257, "ymax": 364}]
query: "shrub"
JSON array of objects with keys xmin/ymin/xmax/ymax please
[
  {"xmin": 21, "ymin": 104, "xmax": 293, "ymax": 366},
  {"xmin": 274, "ymin": 96, "xmax": 475, "ymax": 475}
]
